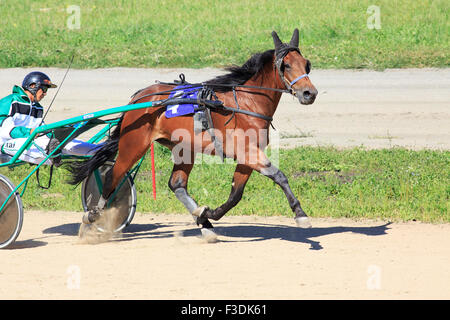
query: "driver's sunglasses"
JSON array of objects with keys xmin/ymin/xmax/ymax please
[{"xmin": 40, "ymin": 86, "xmax": 49, "ymax": 93}]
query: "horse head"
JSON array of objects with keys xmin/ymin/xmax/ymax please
[{"xmin": 272, "ymin": 29, "xmax": 318, "ymax": 105}]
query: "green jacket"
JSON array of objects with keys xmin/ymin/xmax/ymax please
[{"xmin": 0, "ymin": 85, "xmax": 44, "ymax": 140}]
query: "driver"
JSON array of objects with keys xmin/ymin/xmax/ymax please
[{"xmin": 0, "ymin": 71, "xmax": 101, "ymax": 166}]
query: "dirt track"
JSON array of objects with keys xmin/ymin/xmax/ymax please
[
  {"xmin": 0, "ymin": 68, "xmax": 449, "ymax": 300},
  {"xmin": 2, "ymin": 211, "xmax": 449, "ymax": 300}
]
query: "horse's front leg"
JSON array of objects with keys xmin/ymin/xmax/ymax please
[
  {"xmin": 249, "ymin": 148, "xmax": 312, "ymax": 228},
  {"xmin": 194, "ymin": 164, "xmax": 253, "ymax": 223}
]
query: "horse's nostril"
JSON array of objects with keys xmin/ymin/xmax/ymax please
[{"xmin": 303, "ymin": 91, "xmax": 311, "ymax": 98}]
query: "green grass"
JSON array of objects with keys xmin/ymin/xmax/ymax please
[
  {"xmin": 0, "ymin": 0, "xmax": 448, "ymax": 69},
  {"xmin": 1, "ymin": 145, "xmax": 448, "ymax": 223}
]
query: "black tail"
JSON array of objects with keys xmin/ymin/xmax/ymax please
[{"xmin": 66, "ymin": 116, "xmax": 123, "ymax": 185}]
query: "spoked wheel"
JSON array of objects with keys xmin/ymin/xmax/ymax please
[
  {"xmin": 0, "ymin": 174, "xmax": 24, "ymax": 249},
  {"xmin": 81, "ymin": 161, "xmax": 137, "ymax": 233}
]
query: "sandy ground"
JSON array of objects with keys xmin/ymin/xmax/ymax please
[
  {"xmin": 0, "ymin": 68, "xmax": 449, "ymax": 300},
  {"xmin": 1, "ymin": 211, "xmax": 449, "ymax": 300}
]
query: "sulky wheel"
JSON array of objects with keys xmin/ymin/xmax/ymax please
[
  {"xmin": 0, "ymin": 174, "xmax": 24, "ymax": 249},
  {"xmin": 81, "ymin": 161, "xmax": 137, "ymax": 233}
]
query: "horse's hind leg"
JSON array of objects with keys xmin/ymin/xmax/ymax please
[
  {"xmin": 195, "ymin": 164, "xmax": 253, "ymax": 223},
  {"xmin": 83, "ymin": 128, "xmax": 152, "ymax": 224},
  {"xmin": 168, "ymin": 162, "xmax": 216, "ymax": 234}
]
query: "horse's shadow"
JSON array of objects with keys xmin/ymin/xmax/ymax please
[
  {"xmin": 42, "ymin": 220, "xmax": 392, "ymax": 250},
  {"xmin": 182, "ymin": 222, "xmax": 392, "ymax": 250},
  {"xmin": 43, "ymin": 222, "xmax": 163, "ymax": 237},
  {"xmin": 42, "ymin": 222, "xmax": 175, "ymax": 241},
  {"xmin": 43, "ymin": 223, "xmax": 81, "ymax": 236},
  {"xmin": 5, "ymin": 239, "xmax": 47, "ymax": 249}
]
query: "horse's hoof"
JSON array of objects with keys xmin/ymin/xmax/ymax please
[
  {"xmin": 192, "ymin": 206, "xmax": 210, "ymax": 226},
  {"xmin": 82, "ymin": 209, "xmax": 101, "ymax": 224},
  {"xmin": 201, "ymin": 228, "xmax": 218, "ymax": 243},
  {"xmin": 192, "ymin": 205, "xmax": 209, "ymax": 218},
  {"xmin": 82, "ymin": 213, "xmax": 92, "ymax": 224},
  {"xmin": 78, "ymin": 222, "xmax": 92, "ymax": 238},
  {"xmin": 295, "ymin": 216, "xmax": 312, "ymax": 228}
]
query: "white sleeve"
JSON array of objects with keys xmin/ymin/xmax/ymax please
[{"xmin": 0, "ymin": 116, "xmax": 16, "ymax": 140}]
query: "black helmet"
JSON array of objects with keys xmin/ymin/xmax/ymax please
[{"xmin": 22, "ymin": 71, "xmax": 57, "ymax": 95}]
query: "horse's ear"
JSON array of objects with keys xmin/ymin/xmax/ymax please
[
  {"xmin": 290, "ymin": 28, "xmax": 299, "ymax": 48},
  {"xmin": 272, "ymin": 31, "xmax": 283, "ymax": 51}
]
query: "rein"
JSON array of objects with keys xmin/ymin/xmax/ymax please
[
  {"xmin": 129, "ymin": 47, "xmax": 309, "ymax": 124},
  {"xmin": 205, "ymin": 83, "xmax": 290, "ymax": 94},
  {"xmin": 151, "ymin": 96, "xmax": 274, "ymax": 122},
  {"xmin": 129, "ymin": 82, "xmax": 279, "ymax": 123}
]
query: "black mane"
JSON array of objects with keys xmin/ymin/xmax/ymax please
[{"xmin": 205, "ymin": 49, "xmax": 275, "ymax": 92}]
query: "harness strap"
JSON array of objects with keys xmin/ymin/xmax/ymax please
[
  {"xmin": 218, "ymin": 105, "xmax": 273, "ymax": 122},
  {"xmin": 153, "ymin": 96, "xmax": 273, "ymax": 122},
  {"xmin": 133, "ymin": 78, "xmax": 276, "ymax": 123},
  {"xmin": 36, "ymin": 165, "xmax": 54, "ymax": 190},
  {"xmin": 224, "ymin": 87, "xmax": 239, "ymax": 127},
  {"xmin": 208, "ymin": 83, "xmax": 290, "ymax": 94},
  {"xmin": 154, "ymin": 81, "xmax": 290, "ymax": 94}
]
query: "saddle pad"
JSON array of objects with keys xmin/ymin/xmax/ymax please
[{"xmin": 165, "ymin": 85, "xmax": 201, "ymax": 118}]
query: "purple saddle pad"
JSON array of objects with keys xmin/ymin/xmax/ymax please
[{"xmin": 165, "ymin": 86, "xmax": 201, "ymax": 118}]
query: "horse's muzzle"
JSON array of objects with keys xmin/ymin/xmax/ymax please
[{"xmin": 296, "ymin": 87, "xmax": 318, "ymax": 105}]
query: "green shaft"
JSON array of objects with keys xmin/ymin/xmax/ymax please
[
  {"xmin": 0, "ymin": 100, "xmax": 155, "ymax": 214},
  {"xmin": 0, "ymin": 121, "xmax": 85, "ymax": 213},
  {"xmin": 7, "ymin": 101, "xmax": 154, "ymax": 164}
]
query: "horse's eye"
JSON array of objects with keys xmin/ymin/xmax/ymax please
[
  {"xmin": 284, "ymin": 63, "xmax": 291, "ymax": 70},
  {"xmin": 305, "ymin": 60, "xmax": 311, "ymax": 74}
]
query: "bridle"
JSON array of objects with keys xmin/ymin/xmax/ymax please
[
  {"xmin": 129, "ymin": 47, "xmax": 311, "ymax": 124},
  {"xmin": 274, "ymin": 46, "xmax": 309, "ymax": 96}
]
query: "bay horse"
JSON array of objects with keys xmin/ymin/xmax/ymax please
[{"xmin": 68, "ymin": 29, "xmax": 318, "ymax": 239}]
